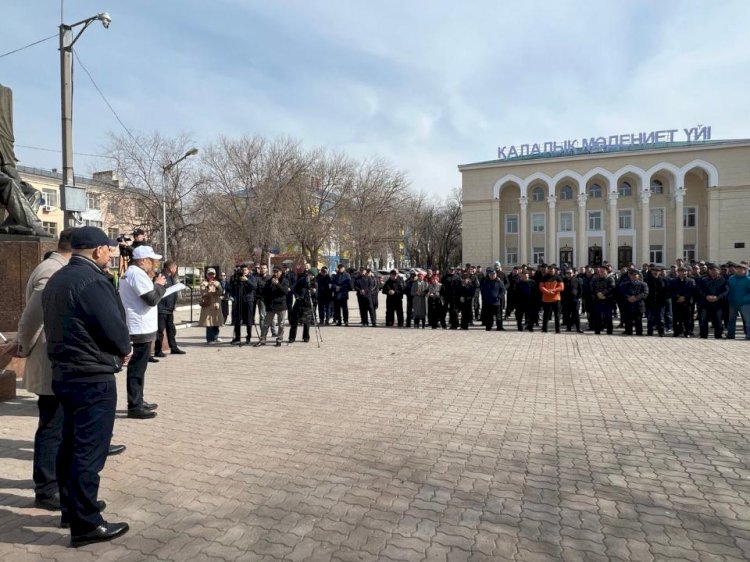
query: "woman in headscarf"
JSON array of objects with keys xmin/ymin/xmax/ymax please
[{"xmin": 411, "ymin": 272, "xmax": 428, "ymax": 328}]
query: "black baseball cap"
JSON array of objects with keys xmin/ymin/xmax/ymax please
[{"xmin": 71, "ymin": 226, "xmax": 117, "ymax": 249}]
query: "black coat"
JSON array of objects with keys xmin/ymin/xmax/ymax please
[
  {"xmin": 645, "ymin": 276, "xmax": 670, "ymax": 308},
  {"xmin": 157, "ymin": 273, "xmax": 179, "ymax": 313},
  {"xmin": 262, "ymin": 277, "xmax": 290, "ymax": 312},
  {"xmin": 332, "ymin": 271, "xmax": 352, "ymax": 301},
  {"xmin": 382, "ymin": 277, "xmax": 405, "ymax": 301},
  {"xmin": 42, "ymin": 255, "xmax": 131, "ymax": 382},
  {"xmin": 669, "ymin": 277, "xmax": 696, "ymax": 303},
  {"xmin": 316, "ymin": 273, "xmax": 333, "ymax": 302},
  {"xmin": 230, "ymin": 274, "xmax": 258, "ymax": 305}
]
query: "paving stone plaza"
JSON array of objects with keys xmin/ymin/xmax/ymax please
[{"xmin": 1, "ymin": 309, "xmax": 750, "ymax": 561}]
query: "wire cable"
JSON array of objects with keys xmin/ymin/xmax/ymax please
[
  {"xmin": 71, "ymin": 48, "xmax": 151, "ymax": 159},
  {"xmin": 16, "ymin": 144, "xmax": 116, "ymax": 159},
  {"xmin": 0, "ymin": 33, "xmax": 57, "ymax": 59}
]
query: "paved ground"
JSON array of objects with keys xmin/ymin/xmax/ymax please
[{"xmin": 1, "ymin": 304, "xmax": 750, "ymax": 561}]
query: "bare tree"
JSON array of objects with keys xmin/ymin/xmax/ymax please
[
  {"xmin": 200, "ymin": 135, "xmax": 309, "ymax": 264},
  {"xmin": 104, "ymin": 132, "xmax": 204, "ymax": 261}
]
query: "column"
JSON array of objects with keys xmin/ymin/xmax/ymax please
[
  {"xmin": 491, "ymin": 199, "xmax": 500, "ymax": 264},
  {"xmin": 519, "ymin": 196, "xmax": 528, "ymax": 265},
  {"xmin": 640, "ymin": 190, "xmax": 651, "ymax": 266},
  {"xmin": 707, "ymin": 187, "xmax": 719, "ymax": 261},
  {"xmin": 607, "ymin": 192, "xmax": 618, "ymax": 263},
  {"xmin": 547, "ymin": 194, "xmax": 557, "ymax": 265},
  {"xmin": 577, "ymin": 192, "xmax": 587, "ymax": 267},
  {"xmin": 674, "ymin": 186, "xmax": 686, "ymax": 263}
]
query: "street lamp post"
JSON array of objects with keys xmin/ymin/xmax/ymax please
[
  {"xmin": 59, "ymin": 12, "xmax": 111, "ymax": 227},
  {"xmin": 161, "ymin": 148, "xmax": 198, "ymax": 261}
]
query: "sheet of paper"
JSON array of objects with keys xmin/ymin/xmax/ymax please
[{"xmin": 163, "ymin": 282, "xmax": 186, "ymax": 297}]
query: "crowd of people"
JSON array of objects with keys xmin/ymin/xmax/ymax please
[
  {"xmin": 3, "ymin": 224, "xmax": 749, "ymax": 549},
  {"xmin": 199, "ymin": 257, "xmax": 750, "ymax": 343}
]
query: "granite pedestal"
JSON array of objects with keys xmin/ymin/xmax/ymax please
[{"xmin": 0, "ymin": 235, "xmax": 56, "ymax": 333}]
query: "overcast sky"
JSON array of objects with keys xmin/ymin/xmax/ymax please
[{"xmin": 3, "ymin": 0, "xmax": 750, "ymax": 199}]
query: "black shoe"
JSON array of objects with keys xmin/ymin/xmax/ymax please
[
  {"xmin": 142, "ymin": 402, "xmax": 158, "ymax": 411},
  {"xmin": 254, "ymin": 341, "xmax": 266, "ymax": 347},
  {"xmin": 577, "ymin": 329, "xmax": 584, "ymax": 333},
  {"xmin": 170, "ymin": 348, "xmax": 186, "ymax": 355},
  {"xmin": 498, "ymin": 327, "xmax": 505, "ymax": 331},
  {"xmin": 303, "ymin": 338, "xmax": 310, "ymax": 343},
  {"xmin": 230, "ymin": 338, "xmax": 241, "ymax": 345},
  {"xmin": 71, "ymin": 522, "xmax": 129, "ymax": 548},
  {"xmin": 153, "ymin": 351, "xmax": 167, "ymax": 358},
  {"xmin": 245, "ymin": 337, "xmax": 252, "ymax": 344},
  {"xmin": 127, "ymin": 408, "xmax": 157, "ymax": 419},
  {"xmin": 336, "ymin": 322, "xmax": 342, "ymax": 326},
  {"xmin": 61, "ymin": 501, "xmax": 107, "ymax": 528},
  {"xmin": 35, "ymin": 493, "xmax": 61, "ymax": 511},
  {"xmin": 344, "ymin": 322, "xmax": 349, "ymax": 327},
  {"xmin": 108, "ymin": 444, "xmax": 126, "ymax": 456},
  {"xmin": 148, "ymin": 356, "xmax": 159, "ymax": 363},
  {"xmin": 288, "ymin": 339, "xmax": 295, "ymax": 344},
  {"xmin": 275, "ymin": 341, "xmax": 282, "ymax": 347}
]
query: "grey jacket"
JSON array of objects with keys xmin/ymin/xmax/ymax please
[{"xmin": 17, "ymin": 252, "xmax": 69, "ymax": 395}]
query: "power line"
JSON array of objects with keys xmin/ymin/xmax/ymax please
[
  {"xmin": 0, "ymin": 34, "xmax": 57, "ymax": 59},
  {"xmin": 16, "ymin": 144, "xmax": 116, "ymax": 159},
  {"xmin": 71, "ymin": 48, "xmax": 151, "ymax": 159}
]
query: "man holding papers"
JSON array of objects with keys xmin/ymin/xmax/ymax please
[{"xmin": 153, "ymin": 260, "xmax": 186, "ymax": 358}]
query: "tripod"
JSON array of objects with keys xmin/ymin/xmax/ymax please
[{"xmin": 307, "ymin": 279, "xmax": 323, "ymax": 348}]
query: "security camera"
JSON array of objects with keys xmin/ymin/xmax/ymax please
[{"xmin": 98, "ymin": 12, "xmax": 112, "ymax": 29}]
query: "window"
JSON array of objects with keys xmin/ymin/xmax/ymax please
[
  {"xmin": 532, "ymin": 213, "xmax": 545, "ymax": 232},
  {"xmin": 650, "ymin": 245, "xmax": 664, "ymax": 265},
  {"xmin": 683, "ymin": 206, "xmax": 696, "ymax": 228},
  {"xmin": 505, "ymin": 214, "xmax": 518, "ymax": 234},
  {"xmin": 650, "ymin": 208, "xmax": 664, "ymax": 228},
  {"xmin": 684, "ymin": 244, "xmax": 696, "ymax": 262},
  {"xmin": 42, "ymin": 221, "xmax": 58, "ymax": 236},
  {"xmin": 618, "ymin": 209, "xmax": 633, "ymax": 230},
  {"xmin": 588, "ymin": 210, "xmax": 602, "ymax": 231},
  {"xmin": 560, "ymin": 185, "xmax": 573, "ymax": 200},
  {"xmin": 86, "ymin": 192, "xmax": 101, "ymax": 210},
  {"xmin": 559, "ymin": 212, "xmax": 573, "ymax": 232},
  {"xmin": 532, "ymin": 247, "xmax": 545, "ymax": 265},
  {"xmin": 506, "ymin": 247, "xmax": 518, "ymax": 265},
  {"xmin": 618, "ymin": 181, "xmax": 633, "ymax": 197},
  {"xmin": 589, "ymin": 183, "xmax": 602, "ymax": 198},
  {"xmin": 108, "ymin": 228, "xmax": 120, "ymax": 240},
  {"xmin": 650, "ymin": 179, "xmax": 664, "ymax": 194},
  {"xmin": 532, "ymin": 187, "xmax": 545, "ymax": 202},
  {"xmin": 85, "ymin": 220, "xmax": 103, "ymax": 228},
  {"xmin": 42, "ymin": 188, "xmax": 58, "ymax": 208}
]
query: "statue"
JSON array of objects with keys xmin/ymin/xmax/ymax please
[{"xmin": 0, "ymin": 84, "xmax": 52, "ymax": 237}]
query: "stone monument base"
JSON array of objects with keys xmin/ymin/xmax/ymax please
[{"xmin": 0, "ymin": 235, "xmax": 57, "ymax": 333}]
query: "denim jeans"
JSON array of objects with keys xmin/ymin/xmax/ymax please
[{"xmin": 727, "ymin": 303, "xmax": 750, "ymax": 339}]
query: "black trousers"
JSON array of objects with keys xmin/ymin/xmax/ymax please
[
  {"xmin": 448, "ymin": 301, "xmax": 459, "ymax": 328},
  {"xmin": 405, "ymin": 296, "xmax": 413, "ymax": 327},
  {"xmin": 516, "ymin": 306, "xmax": 535, "ymax": 331},
  {"xmin": 562, "ymin": 298, "xmax": 580, "ymax": 330},
  {"xmin": 542, "ymin": 301, "xmax": 561, "ymax": 332},
  {"xmin": 622, "ymin": 306, "xmax": 643, "ymax": 335},
  {"xmin": 357, "ymin": 294, "xmax": 376, "ymax": 325},
  {"xmin": 673, "ymin": 301, "xmax": 694, "ymax": 336},
  {"xmin": 700, "ymin": 303, "xmax": 724, "ymax": 338},
  {"xmin": 34, "ymin": 394, "xmax": 64, "ymax": 498},
  {"xmin": 318, "ymin": 299, "xmax": 333, "ymax": 325},
  {"xmin": 460, "ymin": 302, "xmax": 473, "ymax": 329},
  {"xmin": 385, "ymin": 297, "xmax": 404, "ymax": 326},
  {"xmin": 126, "ymin": 341, "xmax": 151, "ymax": 410},
  {"xmin": 233, "ymin": 302, "xmax": 255, "ymax": 340},
  {"xmin": 155, "ymin": 312, "xmax": 178, "ymax": 352},
  {"xmin": 334, "ymin": 299, "xmax": 349, "ymax": 324},
  {"xmin": 52, "ymin": 380, "xmax": 115, "ymax": 535},
  {"xmin": 482, "ymin": 303, "xmax": 504, "ymax": 330}
]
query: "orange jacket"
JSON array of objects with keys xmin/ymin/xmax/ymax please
[{"xmin": 540, "ymin": 279, "xmax": 564, "ymax": 303}]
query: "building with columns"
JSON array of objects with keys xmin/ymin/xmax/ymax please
[{"xmin": 460, "ymin": 140, "xmax": 750, "ymax": 269}]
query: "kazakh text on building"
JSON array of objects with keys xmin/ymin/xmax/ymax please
[{"xmin": 497, "ymin": 125, "xmax": 712, "ymax": 161}]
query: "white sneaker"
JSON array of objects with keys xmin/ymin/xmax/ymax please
[{"xmin": 215, "ymin": 338, "xmax": 224, "ymax": 343}]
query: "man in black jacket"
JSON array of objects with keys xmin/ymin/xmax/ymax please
[
  {"xmin": 619, "ymin": 269, "xmax": 649, "ymax": 336},
  {"xmin": 331, "ymin": 264, "xmax": 351, "ymax": 326},
  {"xmin": 382, "ymin": 269, "xmax": 405, "ymax": 327},
  {"xmin": 230, "ymin": 264, "xmax": 258, "ymax": 345},
  {"xmin": 316, "ymin": 266, "xmax": 333, "ymax": 326},
  {"xmin": 154, "ymin": 260, "xmax": 185, "ymax": 357},
  {"xmin": 255, "ymin": 267, "xmax": 290, "ymax": 347},
  {"xmin": 697, "ymin": 263, "xmax": 729, "ymax": 339},
  {"xmin": 42, "ymin": 226, "xmax": 131, "ymax": 547},
  {"xmin": 670, "ymin": 266, "xmax": 696, "ymax": 337},
  {"xmin": 354, "ymin": 266, "xmax": 376, "ymax": 327},
  {"xmin": 561, "ymin": 269, "xmax": 583, "ymax": 332},
  {"xmin": 645, "ymin": 266, "xmax": 669, "ymax": 336}
]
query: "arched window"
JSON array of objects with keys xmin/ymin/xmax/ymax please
[
  {"xmin": 560, "ymin": 185, "xmax": 573, "ymax": 200},
  {"xmin": 589, "ymin": 183, "xmax": 602, "ymax": 198},
  {"xmin": 650, "ymin": 179, "xmax": 664, "ymax": 194},
  {"xmin": 618, "ymin": 181, "xmax": 632, "ymax": 197},
  {"xmin": 532, "ymin": 186, "xmax": 545, "ymax": 202}
]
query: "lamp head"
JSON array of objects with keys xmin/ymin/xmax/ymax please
[
  {"xmin": 186, "ymin": 147, "xmax": 199, "ymax": 157},
  {"xmin": 97, "ymin": 12, "xmax": 112, "ymax": 29}
]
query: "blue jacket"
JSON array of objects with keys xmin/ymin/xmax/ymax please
[
  {"xmin": 332, "ymin": 271, "xmax": 351, "ymax": 301},
  {"xmin": 42, "ymin": 255, "xmax": 131, "ymax": 383},
  {"xmin": 727, "ymin": 274, "xmax": 750, "ymax": 307},
  {"xmin": 480, "ymin": 277, "xmax": 506, "ymax": 306}
]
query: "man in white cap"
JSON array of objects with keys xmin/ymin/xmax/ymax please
[{"xmin": 118, "ymin": 246, "xmax": 166, "ymax": 419}]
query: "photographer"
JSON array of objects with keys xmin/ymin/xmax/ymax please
[{"xmin": 230, "ymin": 264, "xmax": 257, "ymax": 345}]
